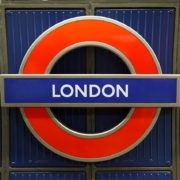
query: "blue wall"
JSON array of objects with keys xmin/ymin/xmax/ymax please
[{"xmin": 5, "ymin": 8, "xmax": 175, "ymax": 180}]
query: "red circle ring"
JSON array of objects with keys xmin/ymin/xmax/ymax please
[{"xmin": 19, "ymin": 16, "xmax": 162, "ymax": 162}]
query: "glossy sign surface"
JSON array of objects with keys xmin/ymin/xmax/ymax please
[
  {"xmin": 19, "ymin": 16, "xmax": 161, "ymax": 162},
  {"xmin": 3, "ymin": 77, "xmax": 176, "ymax": 105}
]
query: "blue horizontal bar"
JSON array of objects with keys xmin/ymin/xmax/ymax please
[{"xmin": 3, "ymin": 78, "xmax": 177, "ymax": 104}]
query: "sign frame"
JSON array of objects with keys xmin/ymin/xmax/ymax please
[
  {"xmin": 0, "ymin": 16, "xmax": 168, "ymax": 162},
  {"xmin": 1, "ymin": 74, "xmax": 179, "ymax": 107}
]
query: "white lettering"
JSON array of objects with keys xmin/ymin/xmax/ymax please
[
  {"xmin": 116, "ymin": 84, "xmax": 128, "ymax": 97},
  {"xmin": 60, "ymin": 84, "xmax": 74, "ymax": 97},
  {"xmin": 89, "ymin": 84, "xmax": 101, "ymax": 97},
  {"xmin": 102, "ymin": 84, "xmax": 115, "ymax": 97},
  {"xmin": 52, "ymin": 84, "xmax": 60, "ymax": 97},
  {"xmin": 52, "ymin": 84, "xmax": 129, "ymax": 98},
  {"xmin": 75, "ymin": 85, "xmax": 87, "ymax": 97}
]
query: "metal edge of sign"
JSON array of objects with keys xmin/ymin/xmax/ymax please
[
  {"xmin": 177, "ymin": 78, "xmax": 180, "ymax": 106},
  {"xmin": 1, "ymin": 74, "xmax": 180, "ymax": 78},
  {"xmin": 1, "ymin": 103, "xmax": 178, "ymax": 108},
  {"xmin": 14, "ymin": 16, "xmax": 163, "ymax": 162},
  {"xmin": 17, "ymin": 15, "xmax": 159, "ymax": 161},
  {"xmin": 1, "ymin": 74, "xmax": 178, "ymax": 107},
  {"xmin": 0, "ymin": 76, "xmax": 5, "ymax": 107}
]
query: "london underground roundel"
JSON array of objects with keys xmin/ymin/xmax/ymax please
[{"xmin": 19, "ymin": 16, "xmax": 161, "ymax": 162}]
